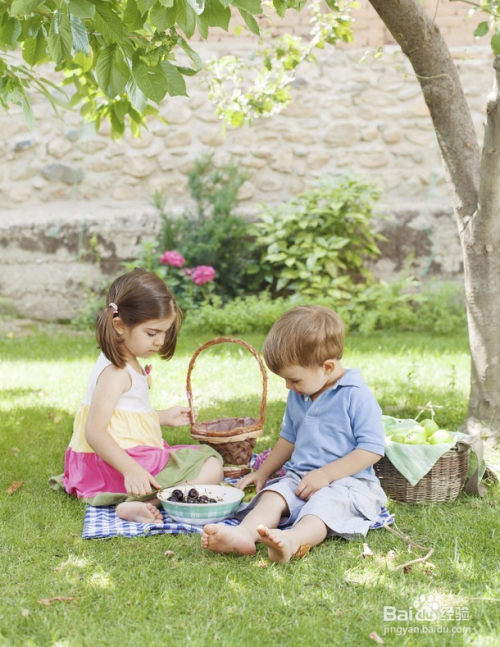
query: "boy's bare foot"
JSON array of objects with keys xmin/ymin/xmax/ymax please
[
  {"xmin": 201, "ymin": 524, "xmax": 256, "ymax": 555},
  {"xmin": 257, "ymin": 525, "xmax": 298, "ymax": 564},
  {"xmin": 116, "ymin": 502, "xmax": 164, "ymax": 523}
]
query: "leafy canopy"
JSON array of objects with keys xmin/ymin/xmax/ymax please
[{"xmin": 0, "ymin": 0, "xmax": 338, "ymax": 138}]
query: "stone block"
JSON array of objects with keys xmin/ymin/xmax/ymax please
[
  {"xmin": 47, "ymin": 136, "xmax": 73, "ymax": 159},
  {"xmin": 271, "ymin": 149, "xmax": 294, "ymax": 174},
  {"xmin": 122, "ymin": 156, "xmax": 155, "ymax": 178},
  {"xmin": 199, "ymin": 127, "xmax": 225, "ymax": 147},
  {"xmin": 165, "ymin": 129, "xmax": 193, "ymax": 148},
  {"xmin": 324, "ymin": 123, "xmax": 359, "ymax": 147},
  {"xmin": 41, "ymin": 163, "xmax": 84, "ymax": 185}
]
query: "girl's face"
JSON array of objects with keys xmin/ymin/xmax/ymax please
[{"xmin": 117, "ymin": 317, "xmax": 176, "ymax": 361}]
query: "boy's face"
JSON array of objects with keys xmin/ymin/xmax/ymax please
[{"xmin": 277, "ymin": 363, "xmax": 335, "ymax": 399}]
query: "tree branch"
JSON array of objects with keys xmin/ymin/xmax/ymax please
[{"xmin": 368, "ymin": 0, "xmax": 480, "ymax": 227}]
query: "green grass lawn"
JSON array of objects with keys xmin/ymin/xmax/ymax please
[{"xmin": 1, "ymin": 320, "xmax": 499, "ymax": 646}]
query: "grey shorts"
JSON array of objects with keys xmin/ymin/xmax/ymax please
[{"xmin": 235, "ymin": 471, "xmax": 387, "ymax": 540}]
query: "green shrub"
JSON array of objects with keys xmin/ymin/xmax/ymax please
[
  {"xmin": 158, "ymin": 155, "xmax": 262, "ymax": 300},
  {"xmin": 183, "ymin": 279, "xmax": 467, "ymax": 337},
  {"xmin": 253, "ymin": 174, "xmax": 384, "ymax": 299}
]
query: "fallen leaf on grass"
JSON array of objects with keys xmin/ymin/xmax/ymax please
[
  {"xmin": 362, "ymin": 543, "xmax": 373, "ymax": 558},
  {"xmin": 293, "ymin": 544, "xmax": 312, "ymax": 558},
  {"xmin": 403, "ymin": 565, "xmax": 412, "ymax": 574},
  {"xmin": 255, "ymin": 560, "xmax": 268, "ymax": 568},
  {"xmin": 386, "ymin": 550, "xmax": 397, "ymax": 562},
  {"xmin": 6, "ymin": 481, "xmax": 23, "ymax": 495},
  {"xmin": 11, "ymin": 447, "xmax": 20, "ymax": 454},
  {"xmin": 369, "ymin": 631, "xmax": 384, "ymax": 644},
  {"xmin": 38, "ymin": 597, "xmax": 75, "ymax": 606},
  {"xmin": 164, "ymin": 550, "xmax": 175, "ymax": 557},
  {"xmin": 53, "ymin": 416, "xmax": 62, "ymax": 425},
  {"xmin": 21, "ymin": 609, "xmax": 30, "ymax": 618}
]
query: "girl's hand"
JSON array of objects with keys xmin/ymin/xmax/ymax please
[
  {"xmin": 295, "ymin": 468, "xmax": 331, "ymax": 501},
  {"xmin": 124, "ymin": 465, "xmax": 162, "ymax": 497},
  {"xmin": 163, "ymin": 406, "xmax": 192, "ymax": 427},
  {"xmin": 236, "ymin": 470, "xmax": 268, "ymax": 493}
]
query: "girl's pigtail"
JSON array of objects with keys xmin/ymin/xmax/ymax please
[
  {"xmin": 159, "ymin": 303, "xmax": 183, "ymax": 362},
  {"xmin": 95, "ymin": 304, "xmax": 126, "ymax": 368}
]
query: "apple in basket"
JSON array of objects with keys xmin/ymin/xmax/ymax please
[
  {"xmin": 157, "ymin": 485, "xmax": 244, "ymax": 526},
  {"xmin": 429, "ymin": 430, "xmax": 454, "ymax": 445},
  {"xmin": 420, "ymin": 418, "xmax": 439, "ymax": 438},
  {"xmin": 404, "ymin": 425, "xmax": 428, "ymax": 445}
]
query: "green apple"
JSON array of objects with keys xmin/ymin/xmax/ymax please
[
  {"xmin": 405, "ymin": 430, "xmax": 427, "ymax": 445},
  {"xmin": 429, "ymin": 430, "xmax": 454, "ymax": 445},
  {"xmin": 421, "ymin": 419, "xmax": 439, "ymax": 438},
  {"xmin": 391, "ymin": 433, "xmax": 407, "ymax": 443}
]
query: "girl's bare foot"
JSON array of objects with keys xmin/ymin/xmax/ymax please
[
  {"xmin": 257, "ymin": 525, "xmax": 298, "ymax": 564},
  {"xmin": 201, "ymin": 524, "xmax": 256, "ymax": 555},
  {"xmin": 116, "ymin": 502, "xmax": 163, "ymax": 523}
]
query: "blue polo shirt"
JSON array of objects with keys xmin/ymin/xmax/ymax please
[{"xmin": 280, "ymin": 368, "xmax": 385, "ymax": 483}]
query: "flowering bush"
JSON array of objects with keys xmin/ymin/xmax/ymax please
[
  {"xmin": 124, "ymin": 243, "xmax": 216, "ymax": 310},
  {"xmin": 160, "ymin": 251, "xmax": 185, "ymax": 267}
]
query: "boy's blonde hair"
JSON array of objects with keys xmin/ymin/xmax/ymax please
[{"xmin": 263, "ymin": 305, "xmax": 344, "ymax": 372}]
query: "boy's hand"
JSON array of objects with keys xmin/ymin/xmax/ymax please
[
  {"xmin": 124, "ymin": 465, "xmax": 162, "ymax": 496},
  {"xmin": 295, "ymin": 468, "xmax": 330, "ymax": 501},
  {"xmin": 236, "ymin": 470, "xmax": 268, "ymax": 493}
]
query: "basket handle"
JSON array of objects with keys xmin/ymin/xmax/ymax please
[{"xmin": 186, "ymin": 336, "xmax": 268, "ymax": 429}]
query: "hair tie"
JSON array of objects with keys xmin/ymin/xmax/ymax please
[{"xmin": 109, "ymin": 302, "xmax": 118, "ymax": 316}]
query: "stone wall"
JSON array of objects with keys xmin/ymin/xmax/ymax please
[{"xmin": 0, "ymin": 1, "xmax": 489, "ymax": 319}]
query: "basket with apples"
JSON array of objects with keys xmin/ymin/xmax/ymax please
[{"xmin": 374, "ymin": 415, "xmax": 470, "ymax": 504}]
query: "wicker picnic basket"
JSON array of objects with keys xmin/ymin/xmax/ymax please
[
  {"xmin": 374, "ymin": 445, "xmax": 470, "ymax": 504},
  {"xmin": 187, "ymin": 337, "xmax": 268, "ymax": 478}
]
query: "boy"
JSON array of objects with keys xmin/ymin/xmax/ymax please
[{"xmin": 201, "ymin": 305, "xmax": 386, "ymax": 563}]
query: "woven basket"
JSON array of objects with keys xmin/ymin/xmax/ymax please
[
  {"xmin": 187, "ymin": 337, "xmax": 268, "ymax": 478},
  {"xmin": 374, "ymin": 445, "xmax": 470, "ymax": 504}
]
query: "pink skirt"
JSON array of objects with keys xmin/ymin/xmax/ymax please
[{"xmin": 62, "ymin": 441, "xmax": 200, "ymax": 499}]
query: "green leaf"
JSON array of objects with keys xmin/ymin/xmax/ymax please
[
  {"xmin": 10, "ymin": 0, "xmax": 44, "ymax": 16},
  {"xmin": 159, "ymin": 0, "xmax": 175, "ymax": 6},
  {"xmin": 123, "ymin": 0, "xmax": 145, "ymax": 29},
  {"xmin": 186, "ymin": 0, "xmax": 205, "ymax": 15},
  {"xmin": 161, "ymin": 60, "xmax": 187, "ymax": 96},
  {"xmin": 176, "ymin": 0, "xmax": 196, "ymax": 38},
  {"xmin": 0, "ymin": 17, "xmax": 22, "ymax": 47},
  {"xmin": 73, "ymin": 49, "xmax": 93, "ymax": 72},
  {"xmin": 492, "ymin": 32, "xmax": 500, "ymax": 55},
  {"xmin": 176, "ymin": 36, "xmax": 202, "ymax": 75},
  {"xmin": 22, "ymin": 30, "xmax": 48, "ymax": 66},
  {"xmin": 69, "ymin": 14, "xmax": 90, "ymax": 54},
  {"xmin": 132, "ymin": 59, "xmax": 168, "ymax": 102},
  {"xmin": 48, "ymin": 12, "xmax": 72, "ymax": 64},
  {"xmin": 126, "ymin": 77, "xmax": 147, "ymax": 113},
  {"xmin": 474, "ymin": 21, "xmax": 489, "ymax": 39},
  {"xmin": 324, "ymin": 0, "xmax": 339, "ymax": 10},
  {"xmin": 150, "ymin": 2, "xmax": 177, "ymax": 30},
  {"xmin": 238, "ymin": 8, "xmax": 259, "ymax": 35},
  {"xmin": 202, "ymin": 0, "xmax": 230, "ymax": 30},
  {"xmin": 68, "ymin": 0, "xmax": 96, "ymax": 19},
  {"xmin": 272, "ymin": 0, "xmax": 286, "ymax": 18},
  {"xmin": 21, "ymin": 95, "xmax": 35, "ymax": 130},
  {"xmin": 137, "ymin": 0, "xmax": 156, "ymax": 14},
  {"xmin": 232, "ymin": 0, "xmax": 262, "ymax": 15},
  {"xmin": 196, "ymin": 13, "xmax": 208, "ymax": 38},
  {"xmin": 96, "ymin": 46, "xmax": 130, "ymax": 98},
  {"xmin": 94, "ymin": 3, "xmax": 124, "ymax": 43}
]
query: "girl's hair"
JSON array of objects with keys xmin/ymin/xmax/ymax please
[
  {"xmin": 95, "ymin": 268, "xmax": 182, "ymax": 368},
  {"xmin": 263, "ymin": 305, "xmax": 344, "ymax": 373}
]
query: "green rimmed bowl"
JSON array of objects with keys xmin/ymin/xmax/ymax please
[{"xmin": 157, "ymin": 485, "xmax": 244, "ymax": 526}]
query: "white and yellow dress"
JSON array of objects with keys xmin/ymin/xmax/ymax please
[{"xmin": 61, "ymin": 353, "xmax": 220, "ymax": 505}]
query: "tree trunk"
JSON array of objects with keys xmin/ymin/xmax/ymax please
[{"xmin": 368, "ymin": 0, "xmax": 500, "ymax": 439}]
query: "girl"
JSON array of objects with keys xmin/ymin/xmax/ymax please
[{"xmin": 59, "ymin": 268, "xmax": 223, "ymax": 523}]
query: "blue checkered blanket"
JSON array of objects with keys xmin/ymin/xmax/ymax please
[
  {"xmin": 82, "ymin": 452, "xmax": 393, "ymax": 539},
  {"xmin": 83, "ymin": 498, "xmax": 393, "ymax": 539}
]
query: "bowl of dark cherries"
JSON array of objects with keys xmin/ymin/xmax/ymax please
[{"xmin": 157, "ymin": 485, "xmax": 245, "ymax": 525}]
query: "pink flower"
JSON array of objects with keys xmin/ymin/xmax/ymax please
[
  {"xmin": 160, "ymin": 251, "xmax": 185, "ymax": 267},
  {"xmin": 191, "ymin": 265, "xmax": 216, "ymax": 286}
]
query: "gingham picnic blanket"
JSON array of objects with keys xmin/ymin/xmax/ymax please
[
  {"xmin": 82, "ymin": 452, "xmax": 394, "ymax": 539},
  {"xmin": 82, "ymin": 501, "xmax": 394, "ymax": 539}
]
